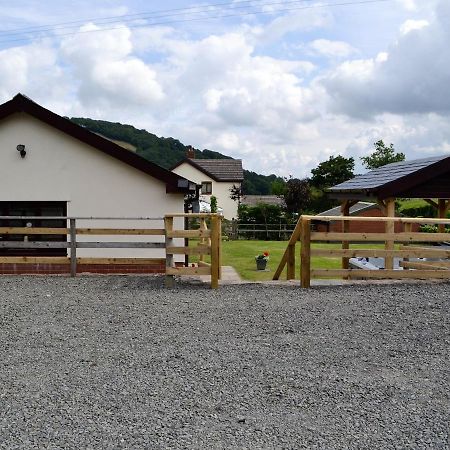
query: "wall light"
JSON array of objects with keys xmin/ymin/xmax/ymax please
[{"xmin": 16, "ymin": 144, "xmax": 26, "ymax": 158}]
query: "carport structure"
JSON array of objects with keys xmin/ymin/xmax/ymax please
[{"xmin": 327, "ymin": 155, "xmax": 450, "ymax": 269}]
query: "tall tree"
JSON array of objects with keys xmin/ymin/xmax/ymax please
[
  {"xmin": 361, "ymin": 140, "xmax": 405, "ymax": 170},
  {"xmin": 310, "ymin": 155, "xmax": 355, "ymax": 189},
  {"xmin": 229, "ymin": 184, "xmax": 243, "ymax": 204},
  {"xmin": 283, "ymin": 177, "xmax": 311, "ymax": 216}
]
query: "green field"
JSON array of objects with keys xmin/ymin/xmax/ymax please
[{"xmin": 192, "ymin": 239, "xmax": 386, "ymax": 281}]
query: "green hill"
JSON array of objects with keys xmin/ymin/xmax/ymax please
[{"xmin": 70, "ymin": 117, "xmax": 283, "ymax": 195}]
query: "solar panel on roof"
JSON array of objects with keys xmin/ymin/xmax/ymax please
[{"xmin": 329, "ymin": 155, "xmax": 450, "ymax": 192}]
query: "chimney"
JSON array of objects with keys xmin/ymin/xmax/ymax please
[{"xmin": 186, "ymin": 145, "xmax": 195, "ymax": 159}]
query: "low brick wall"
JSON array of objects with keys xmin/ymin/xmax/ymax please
[
  {"xmin": 0, "ymin": 261, "xmax": 166, "ymax": 275},
  {"xmin": 315, "ymin": 209, "xmax": 421, "ymax": 233}
]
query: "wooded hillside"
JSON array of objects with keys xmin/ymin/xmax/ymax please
[{"xmin": 70, "ymin": 117, "xmax": 283, "ymax": 195}]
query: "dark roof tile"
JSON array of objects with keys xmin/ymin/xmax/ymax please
[
  {"xmin": 173, "ymin": 158, "xmax": 243, "ymax": 182},
  {"xmin": 328, "ymin": 155, "xmax": 450, "ymax": 196}
]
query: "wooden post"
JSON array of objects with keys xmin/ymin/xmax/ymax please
[
  {"xmin": 272, "ymin": 216, "xmax": 302, "ymax": 280},
  {"xmin": 287, "ymin": 244, "xmax": 295, "ymax": 280},
  {"xmin": 198, "ymin": 217, "xmax": 207, "ymax": 263},
  {"xmin": 438, "ymin": 199, "xmax": 448, "ymax": 233},
  {"xmin": 69, "ymin": 218, "xmax": 77, "ymax": 277},
  {"xmin": 210, "ymin": 215, "xmax": 220, "ymax": 289},
  {"xmin": 403, "ymin": 222, "xmax": 412, "ymax": 270},
  {"xmin": 385, "ymin": 198, "xmax": 395, "ymax": 270},
  {"xmin": 184, "ymin": 216, "xmax": 189, "ymax": 267},
  {"xmin": 165, "ymin": 216, "xmax": 174, "ymax": 288},
  {"xmin": 300, "ymin": 218, "xmax": 311, "ymax": 288},
  {"xmin": 231, "ymin": 218, "xmax": 238, "ymax": 240},
  {"xmin": 340, "ymin": 201, "xmax": 350, "ymax": 272},
  {"xmin": 218, "ymin": 216, "xmax": 222, "ymax": 280}
]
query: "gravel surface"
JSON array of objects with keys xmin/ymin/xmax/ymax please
[{"xmin": 0, "ymin": 276, "xmax": 449, "ymax": 449}]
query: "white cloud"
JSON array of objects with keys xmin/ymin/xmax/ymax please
[
  {"xmin": 308, "ymin": 39, "xmax": 356, "ymax": 58},
  {"xmin": 400, "ymin": 19, "xmax": 429, "ymax": 35},
  {"xmin": 1, "ymin": 0, "xmax": 450, "ymax": 180},
  {"xmin": 322, "ymin": 0, "xmax": 450, "ymax": 117},
  {"xmin": 0, "ymin": 41, "xmax": 65, "ymax": 104},
  {"xmin": 60, "ymin": 23, "xmax": 164, "ymax": 107},
  {"xmin": 396, "ymin": 0, "xmax": 417, "ymax": 11}
]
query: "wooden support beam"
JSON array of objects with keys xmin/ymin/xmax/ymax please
[
  {"xmin": 302, "ymin": 215, "xmax": 450, "ymax": 225},
  {"xmin": 340, "ymin": 200, "xmax": 350, "ymax": 274},
  {"xmin": 311, "ymin": 248, "xmax": 450, "ymax": 258},
  {"xmin": 376, "ymin": 199, "xmax": 387, "ymax": 216},
  {"xmin": 0, "ymin": 242, "xmax": 70, "ymax": 248},
  {"xmin": 0, "ymin": 257, "xmax": 70, "ymax": 264},
  {"xmin": 198, "ymin": 218, "xmax": 207, "ymax": 263},
  {"xmin": 272, "ymin": 216, "xmax": 302, "ymax": 280},
  {"xmin": 0, "ymin": 227, "xmax": 69, "ymax": 235},
  {"xmin": 198, "ymin": 261, "xmax": 211, "ymax": 267},
  {"xmin": 69, "ymin": 218, "xmax": 77, "ymax": 277},
  {"xmin": 165, "ymin": 216, "xmax": 174, "ymax": 288},
  {"xmin": 286, "ymin": 245, "xmax": 295, "ymax": 280},
  {"xmin": 76, "ymin": 242, "xmax": 166, "ymax": 249},
  {"xmin": 399, "ymin": 261, "xmax": 450, "ymax": 270},
  {"xmin": 77, "ymin": 228, "xmax": 165, "ymax": 235},
  {"xmin": 402, "ymin": 222, "xmax": 412, "ymax": 269},
  {"xmin": 310, "ymin": 231, "xmax": 450, "ymax": 242},
  {"xmin": 166, "ymin": 229, "xmax": 211, "ymax": 238},
  {"xmin": 438, "ymin": 199, "xmax": 449, "ymax": 233},
  {"xmin": 385, "ymin": 198, "xmax": 395, "ymax": 270},
  {"xmin": 77, "ymin": 258, "xmax": 165, "ymax": 265},
  {"xmin": 166, "ymin": 266, "xmax": 211, "ymax": 276},
  {"xmin": 210, "ymin": 215, "xmax": 220, "ymax": 289},
  {"xmin": 300, "ymin": 218, "xmax": 311, "ymax": 288},
  {"xmin": 424, "ymin": 198, "xmax": 439, "ymax": 209},
  {"xmin": 166, "ymin": 245, "xmax": 211, "ymax": 255},
  {"xmin": 311, "ymin": 269, "xmax": 450, "ymax": 279}
]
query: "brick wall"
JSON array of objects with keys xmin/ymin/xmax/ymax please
[
  {"xmin": 315, "ymin": 207, "xmax": 421, "ymax": 233},
  {"xmin": 0, "ymin": 261, "xmax": 166, "ymax": 275}
]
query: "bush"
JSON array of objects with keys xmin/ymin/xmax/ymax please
[
  {"xmin": 237, "ymin": 203, "xmax": 293, "ymax": 240},
  {"xmin": 399, "ymin": 204, "xmax": 435, "ymax": 218},
  {"xmin": 419, "ymin": 224, "xmax": 450, "ymax": 233}
]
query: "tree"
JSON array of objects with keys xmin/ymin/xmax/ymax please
[
  {"xmin": 310, "ymin": 155, "xmax": 355, "ymax": 189},
  {"xmin": 210, "ymin": 196, "xmax": 218, "ymax": 213},
  {"xmin": 270, "ymin": 179, "xmax": 287, "ymax": 197},
  {"xmin": 283, "ymin": 177, "xmax": 311, "ymax": 216},
  {"xmin": 361, "ymin": 140, "xmax": 405, "ymax": 170},
  {"xmin": 229, "ymin": 184, "xmax": 243, "ymax": 204}
]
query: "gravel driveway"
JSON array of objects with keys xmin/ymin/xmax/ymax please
[{"xmin": 0, "ymin": 276, "xmax": 448, "ymax": 449}]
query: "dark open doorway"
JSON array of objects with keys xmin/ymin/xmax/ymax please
[{"xmin": 0, "ymin": 201, "xmax": 67, "ymax": 256}]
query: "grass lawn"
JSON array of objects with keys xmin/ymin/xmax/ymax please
[{"xmin": 191, "ymin": 239, "xmax": 386, "ymax": 281}]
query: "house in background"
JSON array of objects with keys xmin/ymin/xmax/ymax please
[
  {"xmin": 171, "ymin": 150, "xmax": 243, "ymax": 220},
  {"xmin": 241, "ymin": 195, "xmax": 284, "ymax": 208},
  {"xmin": 0, "ymin": 93, "xmax": 196, "ymax": 274}
]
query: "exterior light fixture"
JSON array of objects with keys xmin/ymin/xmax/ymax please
[{"xmin": 16, "ymin": 144, "xmax": 26, "ymax": 158}]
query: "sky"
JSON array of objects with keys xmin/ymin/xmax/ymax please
[{"xmin": 1, "ymin": 0, "xmax": 449, "ymax": 177}]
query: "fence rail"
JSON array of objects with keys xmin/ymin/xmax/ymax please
[
  {"xmin": 226, "ymin": 222, "xmax": 296, "ymax": 240},
  {"xmin": 0, "ymin": 214, "xmax": 222, "ymax": 288},
  {"xmin": 273, "ymin": 215, "xmax": 450, "ymax": 287}
]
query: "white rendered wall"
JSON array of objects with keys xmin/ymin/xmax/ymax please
[
  {"xmin": 0, "ymin": 113, "xmax": 185, "ymax": 258},
  {"xmin": 172, "ymin": 162, "xmax": 240, "ymax": 220}
]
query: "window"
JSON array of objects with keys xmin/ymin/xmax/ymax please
[
  {"xmin": 0, "ymin": 202, "xmax": 67, "ymax": 256},
  {"xmin": 201, "ymin": 182, "xmax": 212, "ymax": 195}
]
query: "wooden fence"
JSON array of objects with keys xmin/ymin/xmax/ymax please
[
  {"xmin": 274, "ymin": 215, "xmax": 450, "ymax": 287},
  {"xmin": 0, "ymin": 213, "xmax": 222, "ymax": 288},
  {"xmin": 225, "ymin": 221, "xmax": 296, "ymax": 240},
  {"xmin": 165, "ymin": 213, "xmax": 222, "ymax": 289}
]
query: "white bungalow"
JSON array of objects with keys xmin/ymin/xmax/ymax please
[{"xmin": 0, "ymin": 93, "xmax": 196, "ymax": 273}]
